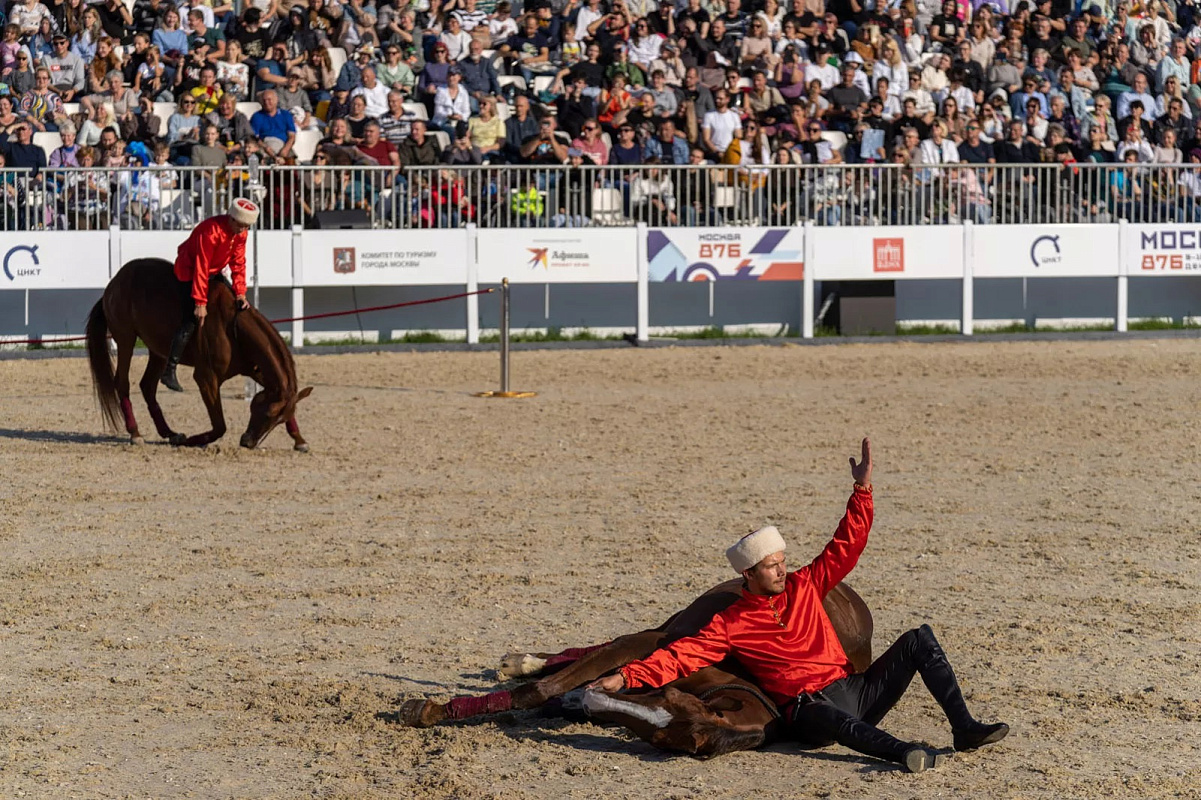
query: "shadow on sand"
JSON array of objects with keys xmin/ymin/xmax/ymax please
[{"xmin": 0, "ymin": 427, "xmax": 132, "ymax": 446}]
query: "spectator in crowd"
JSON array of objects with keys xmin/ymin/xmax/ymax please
[
  {"xmin": 353, "ymin": 65, "xmax": 390, "ymax": 118},
  {"xmin": 380, "ymin": 89, "xmax": 418, "ymax": 145},
  {"xmin": 468, "ymin": 95, "xmax": 505, "ymax": 162},
  {"xmin": 250, "ymin": 88, "xmax": 297, "ymax": 160},
  {"xmin": 504, "ymin": 92, "xmax": 538, "ymax": 162},
  {"xmin": 206, "ymin": 93, "xmax": 254, "ymax": 157},
  {"xmin": 49, "ymin": 121, "xmax": 81, "ymax": 167},
  {"xmin": 44, "ymin": 32, "xmax": 86, "ymax": 101},
  {"xmin": 644, "ymin": 117, "xmax": 690, "ymax": 164},
  {"xmin": 398, "ymin": 119, "xmax": 442, "ymax": 166},
  {"xmin": 432, "ymin": 66, "xmax": 472, "ymax": 139}
]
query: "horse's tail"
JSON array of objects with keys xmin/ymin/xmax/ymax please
[{"xmin": 85, "ymin": 299, "xmax": 121, "ymax": 431}]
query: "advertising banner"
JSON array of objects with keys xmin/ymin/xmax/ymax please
[
  {"xmin": 811, "ymin": 226, "xmax": 964, "ymax": 280},
  {"xmin": 0, "ymin": 232, "xmax": 111, "ymax": 289},
  {"xmin": 973, "ymin": 225, "xmax": 1119, "ymax": 278},
  {"xmin": 120, "ymin": 231, "xmax": 293, "ymax": 287},
  {"xmin": 646, "ymin": 227, "xmax": 803, "ymax": 282},
  {"xmin": 1125, "ymin": 225, "xmax": 1201, "ymax": 276},
  {"xmin": 476, "ymin": 228, "xmax": 637, "ymax": 284},
  {"xmin": 302, "ymin": 229, "xmax": 467, "ymax": 286}
]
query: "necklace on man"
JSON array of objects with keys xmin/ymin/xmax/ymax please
[{"xmin": 768, "ymin": 598, "xmax": 786, "ymax": 627}]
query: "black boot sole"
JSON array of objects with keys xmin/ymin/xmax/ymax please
[
  {"xmin": 954, "ymin": 722, "xmax": 1009, "ymax": 752},
  {"xmin": 903, "ymin": 748, "xmax": 947, "ymax": 773}
]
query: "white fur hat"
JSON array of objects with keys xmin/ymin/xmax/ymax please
[
  {"xmin": 228, "ymin": 197, "xmax": 260, "ymax": 226},
  {"xmin": 726, "ymin": 526, "xmax": 786, "ymax": 573}
]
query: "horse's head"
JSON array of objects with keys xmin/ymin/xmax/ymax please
[
  {"xmin": 240, "ymin": 385, "xmax": 313, "ymax": 449},
  {"xmin": 584, "ymin": 686, "xmax": 757, "ymax": 757}
]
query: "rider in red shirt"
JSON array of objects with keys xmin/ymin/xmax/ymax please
[
  {"xmin": 590, "ymin": 440, "xmax": 1008, "ymax": 773},
  {"xmin": 162, "ymin": 198, "xmax": 259, "ymax": 392}
]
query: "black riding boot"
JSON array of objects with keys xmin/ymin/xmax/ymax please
[
  {"xmin": 914, "ymin": 624, "xmax": 1009, "ymax": 751},
  {"xmin": 161, "ymin": 318, "xmax": 197, "ymax": 393}
]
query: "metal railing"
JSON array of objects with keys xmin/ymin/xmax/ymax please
[{"xmin": 3, "ymin": 163, "xmax": 1201, "ymax": 231}]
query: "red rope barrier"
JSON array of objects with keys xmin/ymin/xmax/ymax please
[
  {"xmin": 0, "ymin": 288, "xmax": 495, "ymax": 348},
  {"xmin": 268, "ymin": 288, "xmax": 494, "ymax": 324}
]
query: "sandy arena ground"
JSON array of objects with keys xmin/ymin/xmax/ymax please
[{"xmin": 0, "ymin": 340, "xmax": 1199, "ymax": 799}]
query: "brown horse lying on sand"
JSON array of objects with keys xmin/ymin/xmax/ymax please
[
  {"xmin": 397, "ymin": 581, "xmax": 872, "ymax": 758},
  {"xmin": 86, "ymin": 258, "xmax": 312, "ymax": 450}
]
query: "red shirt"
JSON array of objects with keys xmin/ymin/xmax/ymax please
[
  {"xmin": 621, "ymin": 486, "xmax": 873, "ymax": 705},
  {"xmin": 173, "ymin": 215, "xmax": 248, "ymax": 305},
  {"xmin": 357, "ymin": 139, "xmax": 398, "ymax": 166}
]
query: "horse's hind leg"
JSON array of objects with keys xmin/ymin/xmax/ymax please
[
  {"xmin": 113, "ymin": 336, "xmax": 143, "ymax": 444},
  {"xmin": 140, "ymin": 353, "xmax": 185, "ymax": 445},
  {"xmin": 397, "ymin": 630, "xmax": 666, "ymax": 728},
  {"xmin": 182, "ymin": 369, "xmax": 227, "ymax": 447}
]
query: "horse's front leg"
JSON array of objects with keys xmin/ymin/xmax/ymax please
[
  {"xmin": 396, "ymin": 630, "xmax": 667, "ymax": 727},
  {"xmin": 140, "ymin": 353, "xmax": 185, "ymax": 445},
  {"xmin": 181, "ymin": 369, "xmax": 227, "ymax": 447},
  {"xmin": 285, "ymin": 417, "xmax": 309, "ymax": 453}
]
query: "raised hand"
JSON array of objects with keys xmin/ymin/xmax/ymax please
[{"xmin": 850, "ymin": 437, "xmax": 872, "ymax": 487}]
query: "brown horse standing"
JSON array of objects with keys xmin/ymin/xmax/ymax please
[
  {"xmin": 397, "ymin": 580, "xmax": 872, "ymax": 758},
  {"xmin": 85, "ymin": 258, "xmax": 312, "ymax": 449}
]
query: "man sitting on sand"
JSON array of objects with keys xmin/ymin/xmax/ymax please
[{"xmin": 589, "ymin": 439, "xmax": 1008, "ymax": 773}]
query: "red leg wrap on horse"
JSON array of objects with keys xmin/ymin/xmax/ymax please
[
  {"xmin": 444, "ymin": 690, "xmax": 513, "ymax": 719},
  {"xmin": 120, "ymin": 397, "xmax": 137, "ymax": 432},
  {"xmin": 285, "ymin": 419, "xmax": 299, "ymax": 435},
  {"xmin": 543, "ymin": 641, "xmax": 613, "ymax": 670}
]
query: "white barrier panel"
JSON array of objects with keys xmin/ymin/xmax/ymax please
[
  {"xmin": 1125, "ymin": 225, "xmax": 1201, "ymax": 276},
  {"xmin": 0, "ymin": 232, "xmax": 111, "ymax": 289},
  {"xmin": 646, "ymin": 228, "xmax": 804, "ymax": 282},
  {"xmin": 301, "ymin": 229, "xmax": 466, "ymax": 287},
  {"xmin": 811, "ymin": 226, "xmax": 964, "ymax": 280},
  {"xmin": 118, "ymin": 230, "xmax": 293, "ymax": 287},
  {"xmin": 973, "ymin": 225, "xmax": 1119, "ymax": 278},
  {"xmin": 477, "ymin": 228, "xmax": 637, "ymax": 284}
]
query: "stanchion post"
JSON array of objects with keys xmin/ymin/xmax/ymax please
[
  {"xmin": 475, "ymin": 277, "xmax": 535, "ymax": 398},
  {"xmin": 1116, "ymin": 218, "xmax": 1129, "ymax": 332},
  {"xmin": 500, "ymin": 277, "xmax": 510, "ymax": 393}
]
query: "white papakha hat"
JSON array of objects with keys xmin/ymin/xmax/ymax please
[
  {"xmin": 726, "ymin": 526, "xmax": 786, "ymax": 573},
  {"xmin": 228, "ymin": 197, "xmax": 260, "ymax": 226}
]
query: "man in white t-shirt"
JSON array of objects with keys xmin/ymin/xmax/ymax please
[
  {"xmin": 805, "ymin": 43, "xmax": 839, "ymax": 91},
  {"xmin": 351, "ymin": 66, "xmax": 391, "ymax": 118},
  {"xmin": 701, "ymin": 87, "xmax": 742, "ymax": 157}
]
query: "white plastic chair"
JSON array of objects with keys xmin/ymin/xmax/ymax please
[
  {"xmin": 821, "ymin": 130, "xmax": 848, "ymax": 154},
  {"xmin": 152, "ymin": 101, "xmax": 176, "ymax": 137},
  {"xmin": 327, "ymin": 46, "xmax": 347, "ymax": 78},
  {"xmin": 402, "ymin": 102, "xmax": 429, "ymax": 121},
  {"xmin": 293, "ymin": 128, "xmax": 323, "ymax": 162},
  {"xmin": 33, "ymin": 131, "xmax": 62, "ymax": 162},
  {"xmin": 591, "ymin": 188, "xmax": 630, "ymax": 226},
  {"xmin": 61, "ymin": 102, "xmax": 81, "ymax": 118},
  {"xmin": 498, "ymin": 75, "xmax": 527, "ymax": 93},
  {"xmin": 236, "ymin": 101, "xmax": 262, "ymax": 119},
  {"xmin": 431, "ymin": 130, "xmax": 451, "ymax": 151},
  {"xmin": 533, "ymin": 75, "xmax": 555, "ymax": 94},
  {"xmin": 495, "ymin": 100, "xmax": 511, "ymax": 121}
]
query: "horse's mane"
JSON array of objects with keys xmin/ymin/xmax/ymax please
[{"xmin": 209, "ymin": 281, "xmax": 296, "ymax": 394}]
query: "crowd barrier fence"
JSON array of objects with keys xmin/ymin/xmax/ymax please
[{"xmin": 3, "ymin": 163, "xmax": 1201, "ymax": 232}]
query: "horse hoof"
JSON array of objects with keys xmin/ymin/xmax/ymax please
[
  {"xmin": 499, "ymin": 653, "xmax": 547, "ymax": 679},
  {"xmin": 294, "ymin": 442, "xmax": 310, "ymax": 453},
  {"xmin": 168, "ymin": 433, "xmax": 187, "ymax": 447},
  {"xmin": 130, "ymin": 435, "xmax": 145, "ymax": 446},
  {"xmin": 396, "ymin": 699, "xmax": 446, "ymax": 728}
]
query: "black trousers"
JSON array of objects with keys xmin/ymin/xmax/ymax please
[{"xmin": 785, "ymin": 624, "xmax": 976, "ymax": 764}]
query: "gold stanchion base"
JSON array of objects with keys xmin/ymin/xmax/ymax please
[{"xmin": 474, "ymin": 390, "xmax": 538, "ymax": 399}]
